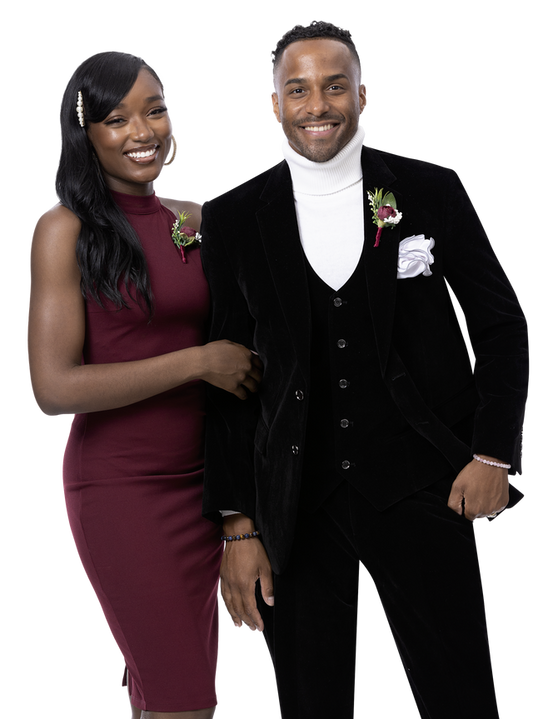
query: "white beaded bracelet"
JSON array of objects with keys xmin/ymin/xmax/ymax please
[{"xmin": 473, "ymin": 454, "xmax": 511, "ymax": 470}]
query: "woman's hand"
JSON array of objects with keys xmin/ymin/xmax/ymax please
[
  {"xmin": 197, "ymin": 340, "xmax": 263, "ymax": 399},
  {"xmin": 29, "ymin": 206, "xmax": 262, "ymax": 415}
]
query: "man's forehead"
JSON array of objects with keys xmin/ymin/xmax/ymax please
[{"xmin": 275, "ymin": 38, "xmax": 356, "ymax": 71}]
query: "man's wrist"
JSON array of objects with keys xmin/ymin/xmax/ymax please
[
  {"xmin": 473, "ymin": 454, "xmax": 511, "ymax": 470},
  {"xmin": 222, "ymin": 512, "xmax": 256, "ymax": 536}
]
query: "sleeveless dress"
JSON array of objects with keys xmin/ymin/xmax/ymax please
[{"xmin": 63, "ymin": 191, "xmax": 222, "ymax": 713}]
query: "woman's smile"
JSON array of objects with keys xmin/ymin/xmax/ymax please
[
  {"xmin": 87, "ymin": 69, "xmax": 172, "ymax": 195},
  {"xmin": 125, "ymin": 144, "xmax": 159, "ymax": 162}
]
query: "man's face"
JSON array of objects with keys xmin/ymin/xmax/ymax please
[{"xmin": 272, "ymin": 38, "xmax": 366, "ymax": 163}]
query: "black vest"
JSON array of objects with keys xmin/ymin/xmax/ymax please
[{"xmin": 302, "ymin": 258, "xmax": 452, "ymax": 511}]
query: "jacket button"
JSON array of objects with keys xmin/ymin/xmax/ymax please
[
  {"xmin": 341, "ymin": 460, "xmax": 351, "ymax": 470},
  {"xmin": 295, "ymin": 390, "xmax": 305, "ymax": 401},
  {"xmin": 340, "ymin": 419, "xmax": 350, "ymax": 428},
  {"xmin": 292, "ymin": 445, "xmax": 299, "ymax": 455},
  {"xmin": 337, "ymin": 339, "xmax": 347, "ymax": 349},
  {"xmin": 339, "ymin": 379, "xmax": 350, "ymax": 389},
  {"xmin": 333, "ymin": 297, "xmax": 343, "ymax": 307}
]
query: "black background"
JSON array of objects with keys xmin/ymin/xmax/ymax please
[{"xmin": 19, "ymin": 11, "xmax": 533, "ymax": 719}]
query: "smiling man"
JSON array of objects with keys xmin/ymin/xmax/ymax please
[
  {"xmin": 272, "ymin": 35, "xmax": 365, "ymax": 162},
  {"xmin": 200, "ymin": 21, "xmax": 528, "ymax": 719}
]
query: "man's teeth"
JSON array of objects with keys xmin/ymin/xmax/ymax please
[
  {"xmin": 304, "ymin": 124, "xmax": 335, "ymax": 132},
  {"xmin": 127, "ymin": 147, "xmax": 156, "ymax": 158}
]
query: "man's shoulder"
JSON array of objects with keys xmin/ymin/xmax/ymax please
[
  {"xmin": 206, "ymin": 161, "xmax": 288, "ymax": 210},
  {"xmin": 364, "ymin": 146, "xmax": 458, "ymax": 184}
]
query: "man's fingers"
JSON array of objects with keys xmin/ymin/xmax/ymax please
[
  {"xmin": 260, "ymin": 569, "xmax": 275, "ymax": 607},
  {"xmin": 230, "ymin": 384, "xmax": 248, "ymax": 400},
  {"xmin": 448, "ymin": 459, "xmax": 510, "ymax": 521},
  {"xmin": 223, "ymin": 586, "xmax": 263, "ymax": 630},
  {"xmin": 220, "ymin": 531, "xmax": 272, "ymax": 631},
  {"xmin": 230, "ymin": 597, "xmax": 265, "ymax": 634},
  {"xmin": 447, "ymin": 483, "xmax": 464, "ymax": 516}
]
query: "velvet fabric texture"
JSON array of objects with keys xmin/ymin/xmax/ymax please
[
  {"xmin": 258, "ymin": 478, "xmax": 499, "ymax": 719},
  {"xmin": 201, "ymin": 147, "xmax": 528, "ymax": 575}
]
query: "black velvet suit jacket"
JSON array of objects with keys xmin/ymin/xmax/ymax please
[{"xmin": 201, "ymin": 147, "xmax": 528, "ymax": 574}]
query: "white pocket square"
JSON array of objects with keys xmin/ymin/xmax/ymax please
[{"xmin": 397, "ymin": 235, "xmax": 435, "ymax": 279}]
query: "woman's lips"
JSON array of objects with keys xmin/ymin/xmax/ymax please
[{"xmin": 125, "ymin": 145, "xmax": 158, "ymax": 162}]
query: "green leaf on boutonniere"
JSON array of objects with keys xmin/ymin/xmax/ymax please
[
  {"xmin": 171, "ymin": 211, "xmax": 202, "ymax": 264},
  {"xmin": 367, "ymin": 187, "xmax": 403, "ymax": 247},
  {"xmin": 382, "ymin": 192, "xmax": 397, "ymax": 209}
]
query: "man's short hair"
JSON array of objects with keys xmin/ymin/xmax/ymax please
[{"xmin": 272, "ymin": 20, "xmax": 360, "ymax": 72}]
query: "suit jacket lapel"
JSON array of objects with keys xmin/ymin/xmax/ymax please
[
  {"xmin": 256, "ymin": 161, "xmax": 312, "ymax": 369},
  {"xmin": 254, "ymin": 150, "xmax": 402, "ymax": 376},
  {"xmin": 362, "ymin": 147, "xmax": 402, "ymax": 375}
]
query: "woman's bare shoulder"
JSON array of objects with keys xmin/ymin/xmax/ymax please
[
  {"xmin": 32, "ymin": 204, "xmax": 82, "ymax": 275},
  {"xmin": 159, "ymin": 197, "xmax": 202, "ymax": 230},
  {"xmin": 34, "ymin": 203, "xmax": 81, "ymax": 245}
]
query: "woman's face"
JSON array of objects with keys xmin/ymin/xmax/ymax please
[{"xmin": 87, "ymin": 68, "xmax": 172, "ymax": 196}]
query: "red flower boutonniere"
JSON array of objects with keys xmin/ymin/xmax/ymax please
[
  {"xmin": 171, "ymin": 211, "xmax": 202, "ymax": 263},
  {"xmin": 367, "ymin": 188, "xmax": 402, "ymax": 247}
]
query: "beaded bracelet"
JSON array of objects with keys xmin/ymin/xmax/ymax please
[
  {"xmin": 221, "ymin": 530, "xmax": 261, "ymax": 542},
  {"xmin": 473, "ymin": 454, "xmax": 511, "ymax": 470}
]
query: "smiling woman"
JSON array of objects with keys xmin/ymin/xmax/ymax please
[
  {"xmin": 54, "ymin": 54, "xmax": 173, "ymax": 315},
  {"xmin": 86, "ymin": 69, "xmax": 173, "ymax": 195},
  {"xmin": 28, "ymin": 51, "xmax": 262, "ymax": 719}
]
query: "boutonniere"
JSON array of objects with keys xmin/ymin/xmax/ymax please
[
  {"xmin": 367, "ymin": 188, "xmax": 402, "ymax": 247},
  {"xmin": 171, "ymin": 211, "xmax": 202, "ymax": 263}
]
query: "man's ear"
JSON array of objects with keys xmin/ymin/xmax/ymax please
[
  {"xmin": 267, "ymin": 90, "xmax": 281, "ymax": 127},
  {"xmin": 359, "ymin": 80, "xmax": 371, "ymax": 122}
]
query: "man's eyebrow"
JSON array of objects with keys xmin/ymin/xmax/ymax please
[{"xmin": 284, "ymin": 73, "xmax": 349, "ymax": 88}]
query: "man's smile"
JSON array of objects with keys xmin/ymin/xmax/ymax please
[{"xmin": 302, "ymin": 123, "xmax": 338, "ymax": 133}]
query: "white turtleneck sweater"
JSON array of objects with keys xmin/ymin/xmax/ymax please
[
  {"xmin": 221, "ymin": 128, "xmax": 367, "ymax": 518},
  {"xmin": 283, "ymin": 126, "xmax": 365, "ymax": 291}
]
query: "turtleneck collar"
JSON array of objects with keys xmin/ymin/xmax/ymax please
[
  {"xmin": 282, "ymin": 126, "xmax": 365, "ymax": 196},
  {"xmin": 111, "ymin": 190, "xmax": 161, "ymax": 215}
]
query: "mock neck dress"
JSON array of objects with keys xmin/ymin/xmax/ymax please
[{"xmin": 63, "ymin": 190, "xmax": 221, "ymax": 712}]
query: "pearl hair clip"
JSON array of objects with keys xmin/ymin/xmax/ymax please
[{"xmin": 76, "ymin": 91, "xmax": 85, "ymax": 128}]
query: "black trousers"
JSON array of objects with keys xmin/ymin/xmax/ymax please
[{"xmin": 258, "ymin": 477, "xmax": 500, "ymax": 719}]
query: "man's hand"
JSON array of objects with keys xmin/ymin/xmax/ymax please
[
  {"xmin": 448, "ymin": 455, "xmax": 509, "ymax": 521},
  {"xmin": 220, "ymin": 514, "xmax": 274, "ymax": 631}
]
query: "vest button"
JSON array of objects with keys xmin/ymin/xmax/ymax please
[
  {"xmin": 337, "ymin": 339, "xmax": 347, "ymax": 349},
  {"xmin": 340, "ymin": 419, "xmax": 350, "ymax": 429},
  {"xmin": 333, "ymin": 297, "xmax": 343, "ymax": 307},
  {"xmin": 295, "ymin": 390, "xmax": 304, "ymax": 401},
  {"xmin": 341, "ymin": 460, "xmax": 351, "ymax": 470},
  {"xmin": 339, "ymin": 379, "xmax": 350, "ymax": 389},
  {"xmin": 292, "ymin": 445, "xmax": 299, "ymax": 455}
]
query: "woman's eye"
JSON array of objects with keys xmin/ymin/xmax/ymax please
[{"xmin": 149, "ymin": 106, "xmax": 168, "ymax": 116}]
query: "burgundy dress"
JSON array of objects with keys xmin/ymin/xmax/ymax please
[{"xmin": 63, "ymin": 191, "xmax": 222, "ymax": 712}]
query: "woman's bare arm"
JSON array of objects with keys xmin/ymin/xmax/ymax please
[{"xmin": 28, "ymin": 205, "xmax": 261, "ymax": 416}]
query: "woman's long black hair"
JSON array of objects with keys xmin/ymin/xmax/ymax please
[{"xmin": 57, "ymin": 52, "xmax": 164, "ymax": 314}]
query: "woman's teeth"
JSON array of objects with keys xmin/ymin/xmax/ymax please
[{"xmin": 127, "ymin": 147, "xmax": 156, "ymax": 158}]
